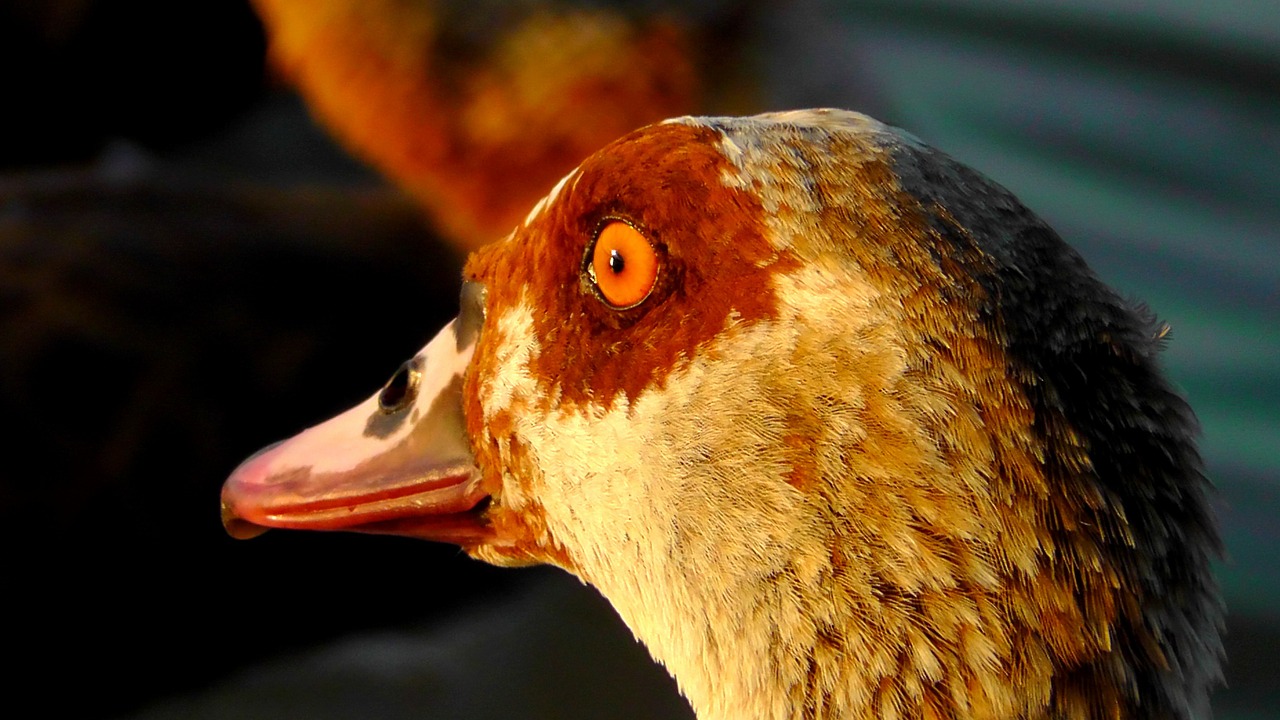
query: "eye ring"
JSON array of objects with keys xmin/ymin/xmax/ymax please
[
  {"xmin": 584, "ymin": 219, "xmax": 660, "ymax": 310},
  {"xmin": 377, "ymin": 359, "xmax": 421, "ymax": 413}
]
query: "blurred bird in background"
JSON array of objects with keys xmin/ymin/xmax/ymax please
[
  {"xmin": 250, "ymin": 0, "xmax": 704, "ymax": 248},
  {"xmin": 1, "ymin": 1, "xmax": 1275, "ymax": 719}
]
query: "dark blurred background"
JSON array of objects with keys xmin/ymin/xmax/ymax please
[{"xmin": 1, "ymin": 1, "xmax": 1275, "ymax": 718}]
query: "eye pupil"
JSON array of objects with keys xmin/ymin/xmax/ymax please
[
  {"xmin": 608, "ymin": 249, "xmax": 625, "ymax": 274},
  {"xmin": 378, "ymin": 360, "xmax": 419, "ymax": 412}
]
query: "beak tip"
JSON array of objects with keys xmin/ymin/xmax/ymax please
[{"xmin": 221, "ymin": 495, "xmax": 270, "ymax": 540}]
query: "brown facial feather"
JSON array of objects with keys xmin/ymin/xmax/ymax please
[{"xmin": 460, "ymin": 121, "xmax": 801, "ymax": 569}]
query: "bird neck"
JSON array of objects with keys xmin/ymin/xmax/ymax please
[
  {"xmin": 470, "ymin": 268, "xmax": 1218, "ymax": 719},
  {"xmin": 505, "ymin": 303, "xmax": 1063, "ymax": 719}
]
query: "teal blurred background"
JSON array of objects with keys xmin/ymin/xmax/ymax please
[{"xmin": 2, "ymin": 0, "xmax": 1274, "ymax": 718}]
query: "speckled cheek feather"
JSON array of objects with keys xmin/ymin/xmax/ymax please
[{"xmin": 457, "ymin": 121, "xmax": 801, "ymax": 568}]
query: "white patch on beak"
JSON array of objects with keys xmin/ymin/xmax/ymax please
[{"xmin": 221, "ymin": 318, "xmax": 486, "ymax": 539}]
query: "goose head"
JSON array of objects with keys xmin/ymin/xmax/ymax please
[{"xmin": 221, "ymin": 110, "xmax": 1222, "ymax": 720}]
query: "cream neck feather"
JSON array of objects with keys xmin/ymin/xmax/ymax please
[{"xmin": 480, "ymin": 269, "xmax": 1042, "ymax": 719}]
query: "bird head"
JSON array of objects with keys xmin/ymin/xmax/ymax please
[{"xmin": 221, "ymin": 110, "xmax": 1220, "ymax": 720}]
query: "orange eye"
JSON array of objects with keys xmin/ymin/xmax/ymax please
[{"xmin": 590, "ymin": 221, "xmax": 659, "ymax": 309}]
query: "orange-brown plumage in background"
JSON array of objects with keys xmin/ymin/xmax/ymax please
[{"xmin": 253, "ymin": 0, "xmax": 700, "ymax": 249}]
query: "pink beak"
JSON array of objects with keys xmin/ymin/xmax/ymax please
[{"xmin": 221, "ymin": 288, "xmax": 491, "ymax": 545}]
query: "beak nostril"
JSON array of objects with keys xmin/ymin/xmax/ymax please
[{"xmin": 378, "ymin": 359, "xmax": 421, "ymax": 413}]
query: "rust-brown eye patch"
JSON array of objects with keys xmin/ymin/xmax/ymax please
[
  {"xmin": 586, "ymin": 219, "xmax": 660, "ymax": 310},
  {"xmin": 464, "ymin": 121, "xmax": 792, "ymax": 412}
]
